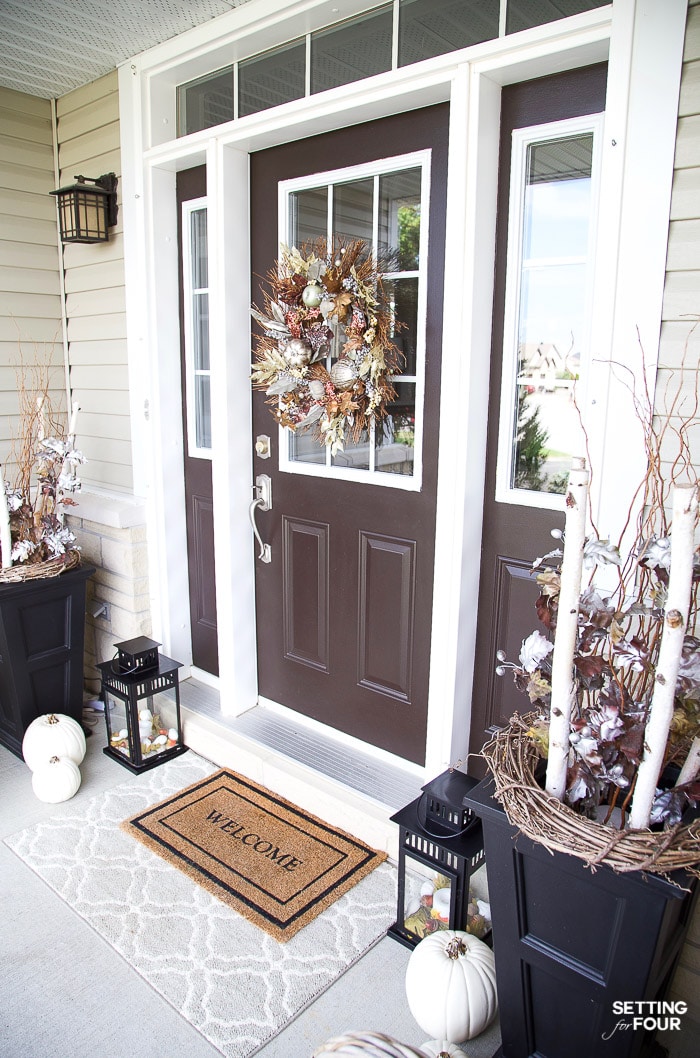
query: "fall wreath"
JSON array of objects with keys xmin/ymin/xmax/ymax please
[{"xmin": 251, "ymin": 239, "xmax": 403, "ymax": 454}]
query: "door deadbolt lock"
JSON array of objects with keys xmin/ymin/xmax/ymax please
[{"xmin": 255, "ymin": 434, "xmax": 271, "ymax": 459}]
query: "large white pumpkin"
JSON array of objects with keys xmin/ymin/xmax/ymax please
[
  {"xmin": 22, "ymin": 712, "xmax": 86, "ymax": 772},
  {"xmin": 31, "ymin": 755, "xmax": 82, "ymax": 803},
  {"xmin": 405, "ymin": 931, "xmax": 497, "ymax": 1043}
]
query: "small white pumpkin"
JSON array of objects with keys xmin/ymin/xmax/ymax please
[
  {"xmin": 312, "ymin": 1032, "xmax": 427, "ymax": 1057},
  {"xmin": 31, "ymin": 755, "xmax": 82, "ymax": 803},
  {"xmin": 405, "ymin": 931, "xmax": 497, "ymax": 1043},
  {"xmin": 22, "ymin": 712, "xmax": 86, "ymax": 772},
  {"xmin": 420, "ymin": 1042, "xmax": 465, "ymax": 1058}
]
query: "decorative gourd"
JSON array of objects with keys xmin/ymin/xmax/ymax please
[
  {"xmin": 31, "ymin": 755, "xmax": 82, "ymax": 803},
  {"xmin": 419, "ymin": 1043, "xmax": 465, "ymax": 1058},
  {"xmin": 312, "ymin": 1032, "xmax": 427, "ymax": 1057},
  {"xmin": 405, "ymin": 931, "xmax": 497, "ymax": 1043},
  {"xmin": 22, "ymin": 712, "xmax": 86, "ymax": 772}
]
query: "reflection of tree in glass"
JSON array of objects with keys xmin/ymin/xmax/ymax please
[
  {"xmin": 398, "ymin": 204, "xmax": 420, "ymax": 269},
  {"xmin": 514, "ymin": 394, "xmax": 567, "ymax": 495}
]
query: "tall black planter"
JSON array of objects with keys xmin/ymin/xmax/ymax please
[
  {"xmin": 0, "ymin": 564, "xmax": 94, "ymax": 758},
  {"xmin": 465, "ymin": 775, "xmax": 698, "ymax": 1058}
]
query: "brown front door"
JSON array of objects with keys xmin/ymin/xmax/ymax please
[
  {"xmin": 177, "ymin": 166, "xmax": 218, "ymax": 675},
  {"xmin": 250, "ymin": 106, "xmax": 449, "ymax": 766},
  {"xmin": 468, "ymin": 65, "xmax": 608, "ymax": 760}
]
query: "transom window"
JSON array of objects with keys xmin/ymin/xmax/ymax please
[
  {"xmin": 176, "ymin": 0, "xmax": 608, "ymax": 136},
  {"xmin": 496, "ymin": 114, "xmax": 603, "ymax": 507},
  {"xmin": 182, "ymin": 199, "xmax": 211, "ymax": 457},
  {"xmin": 279, "ymin": 152, "xmax": 430, "ymax": 489}
]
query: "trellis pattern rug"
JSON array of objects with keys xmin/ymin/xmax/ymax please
[
  {"xmin": 123, "ymin": 767, "xmax": 387, "ymax": 941},
  {"xmin": 4, "ymin": 753, "xmax": 396, "ymax": 1058}
]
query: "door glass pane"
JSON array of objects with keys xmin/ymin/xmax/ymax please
[
  {"xmin": 332, "ymin": 428, "xmax": 371, "ymax": 471},
  {"xmin": 239, "ymin": 41, "xmax": 306, "ymax": 118},
  {"xmin": 510, "ymin": 133, "xmax": 595, "ymax": 496},
  {"xmin": 379, "ymin": 169, "xmax": 422, "ymax": 271},
  {"xmin": 384, "ymin": 277, "xmax": 418, "ymax": 376},
  {"xmin": 290, "ymin": 187, "xmax": 328, "ymax": 245},
  {"xmin": 333, "ymin": 179, "xmax": 374, "ymax": 245},
  {"xmin": 193, "ymin": 292, "xmax": 210, "ymax": 371},
  {"xmin": 398, "ymin": 0, "xmax": 500, "ymax": 67},
  {"xmin": 190, "ymin": 209, "xmax": 208, "ymax": 287},
  {"xmin": 195, "ymin": 374, "xmax": 212, "ymax": 449},
  {"xmin": 311, "ymin": 6, "xmax": 393, "ymax": 94},
  {"xmin": 377, "ymin": 381, "xmax": 416, "ymax": 476}
]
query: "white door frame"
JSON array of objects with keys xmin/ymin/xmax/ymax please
[{"xmin": 118, "ymin": 0, "xmax": 686, "ymax": 778}]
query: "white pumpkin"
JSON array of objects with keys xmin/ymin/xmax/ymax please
[
  {"xmin": 312, "ymin": 1032, "xmax": 427, "ymax": 1057},
  {"xmin": 31, "ymin": 755, "xmax": 82, "ymax": 803},
  {"xmin": 22, "ymin": 712, "xmax": 86, "ymax": 771},
  {"xmin": 420, "ymin": 1043, "xmax": 465, "ymax": 1058},
  {"xmin": 405, "ymin": 931, "xmax": 497, "ymax": 1043}
]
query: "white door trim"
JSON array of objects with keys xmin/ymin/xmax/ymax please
[{"xmin": 118, "ymin": 0, "xmax": 686, "ymax": 772}]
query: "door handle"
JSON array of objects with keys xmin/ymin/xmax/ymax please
[{"xmin": 249, "ymin": 474, "xmax": 272, "ymax": 563}]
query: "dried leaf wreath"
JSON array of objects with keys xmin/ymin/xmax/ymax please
[{"xmin": 251, "ymin": 239, "xmax": 403, "ymax": 454}]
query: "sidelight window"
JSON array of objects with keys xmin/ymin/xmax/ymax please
[
  {"xmin": 496, "ymin": 114, "xmax": 603, "ymax": 507},
  {"xmin": 279, "ymin": 152, "xmax": 430, "ymax": 489},
  {"xmin": 182, "ymin": 200, "xmax": 212, "ymax": 457}
]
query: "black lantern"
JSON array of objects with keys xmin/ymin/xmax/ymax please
[
  {"xmin": 98, "ymin": 637, "xmax": 187, "ymax": 773},
  {"xmin": 388, "ymin": 769, "xmax": 488, "ymax": 949},
  {"xmin": 50, "ymin": 173, "xmax": 118, "ymax": 244}
]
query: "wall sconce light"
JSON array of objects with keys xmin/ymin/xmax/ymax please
[{"xmin": 50, "ymin": 173, "xmax": 118, "ymax": 244}]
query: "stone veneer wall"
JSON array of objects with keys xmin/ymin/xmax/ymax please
[{"xmin": 66, "ymin": 492, "xmax": 150, "ymax": 695}]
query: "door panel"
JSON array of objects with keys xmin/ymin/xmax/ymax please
[
  {"xmin": 177, "ymin": 166, "xmax": 218, "ymax": 675},
  {"xmin": 250, "ymin": 105, "xmax": 449, "ymax": 765},
  {"xmin": 468, "ymin": 65, "xmax": 608, "ymax": 761}
]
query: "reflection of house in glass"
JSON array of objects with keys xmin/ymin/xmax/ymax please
[{"xmin": 518, "ymin": 341, "xmax": 579, "ymax": 394}]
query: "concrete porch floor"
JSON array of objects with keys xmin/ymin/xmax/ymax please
[
  {"xmin": 0, "ymin": 723, "xmax": 503, "ymax": 1058},
  {"xmin": 2, "ymin": 704, "xmax": 698, "ymax": 1058}
]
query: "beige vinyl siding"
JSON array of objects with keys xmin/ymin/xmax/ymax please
[
  {"xmin": 0, "ymin": 87, "xmax": 65, "ymax": 494},
  {"xmin": 659, "ymin": 0, "xmax": 700, "ymax": 484},
  {"xmin": 56, "ymin": 71, "xmax": 132, "ymax": 492},
  {"xmin": 658, "ymin": 0, "xmax": 700, "ymax": 1025}
]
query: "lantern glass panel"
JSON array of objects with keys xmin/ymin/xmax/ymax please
[
  {"xmin": 104, "ymin": 687, "xmax": 181, "ymax": 765},
  {"xmin": 401, "ymin": 854, "xmax": 491, "ymax": 943}
]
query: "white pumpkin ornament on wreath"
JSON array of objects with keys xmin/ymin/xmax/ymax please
[
  {"xmin": 31, "ymin": 755, "xmax": 82, "ymax": 803},
  {"xmin": 22, "ymin": 712, "xmax": 86, "ymax": 771},
  {"xmin": 405, "ymin": 931, "xmax": 498, "ymax": 1044}
]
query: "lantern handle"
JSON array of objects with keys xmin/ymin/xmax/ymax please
[{"xmin": 416, "ymin": 792, "xmax": 478, "ymax": 840}]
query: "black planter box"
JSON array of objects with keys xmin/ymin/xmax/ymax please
[
  {"xmin": 0, "ymin": 564, "xmax": 94, "ymax": 758},
  {"xmin": 465, "ymin": 775, "xmax": 698, "ymax": 1058}
]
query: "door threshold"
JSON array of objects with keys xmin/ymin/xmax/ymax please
[{"xmin": 177, "ymin": 677, "xmax": 425, "ymax": 852}]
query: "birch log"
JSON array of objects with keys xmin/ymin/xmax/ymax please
[
  {"xmin": 629, "ymin": 483, "xmax": 699, "ymax": 830},
  {"xmin": 676, "ymin": 736, "xmax": 700, "ymax": 788},
  {"xmin": 545, "ymin": 457, "xmax": 589, "ymax": 801},
  {"xmin": 0, "ymin": 466, "xmax": 11, "ymax": 569}
]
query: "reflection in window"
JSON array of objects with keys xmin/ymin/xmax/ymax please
[
  {"xmin": 238, "ymin": 40, "xmax": 306, "ymax": 117},
  {"xmin": 285, "ymin": 161, "xmax": 424, "ymax": 483},
  {"xmin": 183, "ymin": 204, "xmax": 212, "ymax": 454},
  {"xmin": 510, "ymin": 131, "xmax": 596, "ymax": 495}
]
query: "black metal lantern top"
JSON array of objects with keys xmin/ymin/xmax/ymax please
[
  {"xmin": 50, "ymin": 173, "xmax": 118, "ymax": 244},
  {"xmin": 114, "ymin": 636, "xmax": 161, "ymax": 675}
]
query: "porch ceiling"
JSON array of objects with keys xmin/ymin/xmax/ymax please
[{"xmin": 0, "ymin": 0, "xmax": 256, "ymax": 99}]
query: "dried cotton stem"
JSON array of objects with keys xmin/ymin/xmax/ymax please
[
  {"xmin": 629, "ymin": 483, "xmax": 699, "ymax": 830},
  {"xmin": 545, "ymin": 458, "xmax": 589, "ymax": 802}
]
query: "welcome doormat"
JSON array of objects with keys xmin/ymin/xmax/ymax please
[{"xmin": 123, "ymin": 768, "xmax": 387, "ymax": 941}]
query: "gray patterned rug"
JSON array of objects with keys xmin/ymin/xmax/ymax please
[{"xmin": 4, "ymin": 751, "xmax": 396, "ymax": 1058}]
